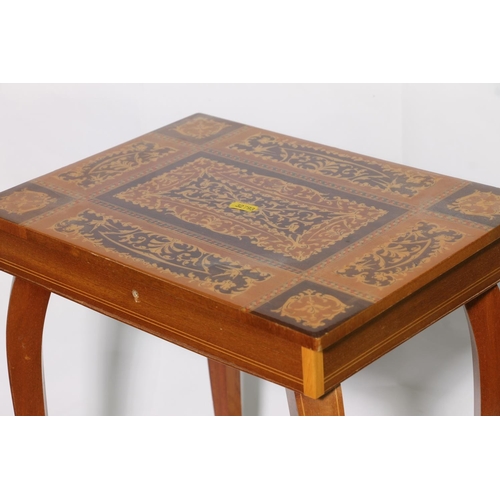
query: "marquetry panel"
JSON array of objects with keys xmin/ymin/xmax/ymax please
[{"xmin": 1, "ymin": 113, "xmax": 500, "ymax": 349}]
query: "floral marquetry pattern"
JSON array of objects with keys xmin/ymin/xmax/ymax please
[
  {"xmin": 5, "ymin": 113, "xmax": 500, "ymax": 341},
  {"xmin": 53, "ymin": 210, "xmax": 271, "ymax": 295},
  {"xmin": 113, "ymin": 155, "xmax": 388, "ymax": 261},
  {"xmin": 58, "ymin": 142, "xmax": 176, "ymax": 189},
  {"xmin": 273, "ymin": 289, "xmax": 351, "ymax": 329},
  {"xmin": 338, "ymin": 222, "xmax": 465, "ymax": 287},
  {"xmin": 448, "ymin": 190, "xmax": 500, "ymax": 220},
  {"xmin": 174, "ymin": 117, "xmax": 230, "ymax": 139},
  {"xmin": 0, "ymin": 189, "xmax": 57, "ymax": 215},
  {"xmin": 230, "ymin": 134, "xmax": 436, "ymax": 197}
]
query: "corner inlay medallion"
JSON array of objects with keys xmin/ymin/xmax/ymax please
[
  {"xmin": 0, "ymin": 188, "xmax": 57, "ymax": 215},
  {"xmin": 273, "ymin": 289, "xmax": 351, "ymax": 329},
  {"xmin": 448, "ymin": 190, "xmax": 500, "ymax": 220},
  {"xmin": 174, "ymin": 116, "xmax": 230, "ymax": 139}
]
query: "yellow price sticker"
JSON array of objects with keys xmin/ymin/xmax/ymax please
[{"xmin": 229, "ymin": 202, "xmax": 259, "ymax": 212}]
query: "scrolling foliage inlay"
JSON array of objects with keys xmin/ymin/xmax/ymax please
[
  {"xmin": 53, "ymin": 210, "xmax": 271, "ymax": 295},
  {"xmin": 230, "ymin": 134, "xmax": 436, "ymax": 197},
  {"xmin": 58, "ymin": 142, "xmax": 177, "ymax": 189},
  {"xmin": 338, "ymin": 221, "xmax": 465, "ymax": 287},
  {"xmin": 113, "ymin": 156, "xmax": 388, "ymax": 262}
]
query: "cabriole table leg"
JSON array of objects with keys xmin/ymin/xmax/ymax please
[
  {"xmin": 6, "ymin": 277, "xmax": 51, "ymax": 416},
  {"xmin": 465, "ymin": 284, "xmax": 500, "ymax": 416}
]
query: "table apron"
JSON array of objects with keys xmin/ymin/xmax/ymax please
[
  {"xmin": 0, "ymin": 228, "xmax": 304, "ymax": 393},
  {"xmin": 323, "ymin": 238, "xmax": 500, "ymax": 392}
]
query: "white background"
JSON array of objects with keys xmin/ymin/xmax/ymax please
[{"xmin": 0, "ymin": 83, "xmax": 499, "ymax": 415}]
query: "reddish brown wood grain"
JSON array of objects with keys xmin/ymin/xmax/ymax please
[
  {"xmin": 6, "ymin": 277, "xmax": 50, "ymax": 416},
  {"xmin": 2, "ymin": 112, "xmax": 500, "ymax": 416},
  {"xmin": 0, "ymin": 225, "xmax": 304, "ymax": 394},
  {"xmin": 323, "ymin": 238, "xmax": 500, "ymax": 395},
  {"xmin": 287, "ymin": 386, "xmax": 344, "ymax": 416},
  {"xmin": 465, "ymin": 285, "xmax": 500, "ymax": 416},
  {"xmin": 208, "ymin": 359, "xmax": 242, "ymax": 416}
]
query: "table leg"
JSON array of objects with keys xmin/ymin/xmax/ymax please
[
  {"xmin": 6, "ymin": 277, "xmax": 50, "ymax": 416},
  {"xmin": 207, "ymin": 359, "xmax": 242, "ymax": 416},
  {"xmin": 286, "ymin": 385, "xmax": 344, "ymax": 416},
  {"xmin": 465, "ymin": 285, "xmax": 500, "ymax": 416}
]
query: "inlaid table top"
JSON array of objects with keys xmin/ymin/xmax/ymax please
[{"xmin": 2, "ymin": 113, "xmax": 500, "ymax": 399}]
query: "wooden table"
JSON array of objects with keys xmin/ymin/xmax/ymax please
[{"xmin": 1, "ymin": 113, "xmax": 500, "ymax": 416}]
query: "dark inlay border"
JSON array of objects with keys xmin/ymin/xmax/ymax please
[{"xmin": 97, "ymin": 152, "xmax": 408, "ymax": 270}]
